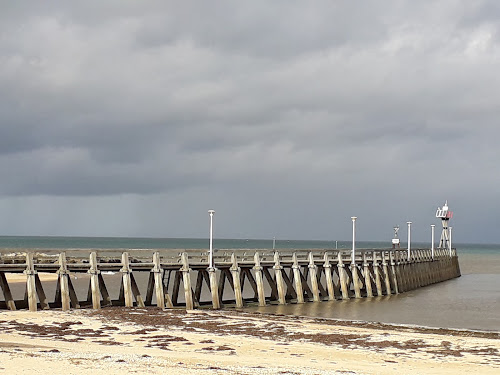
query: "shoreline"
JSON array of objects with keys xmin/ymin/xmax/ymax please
[
  {"xmin": 1, "ymin": 308, "xmax": 499, "ymax": 374},
  {"xmin": 248, "ymin": 311, "xmax": 500, "ymax": 337},
  {"xmin": 2, "ymin": 272, "xmax": 499, "ymax": 335}
]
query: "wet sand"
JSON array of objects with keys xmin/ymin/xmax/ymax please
[
  {"xmin": 1, "ymin": 308, "xmax": 499, "ymax": 374},
  {"xmin": 5, "ymin": 272, "xmax": 59, "ymax": 283}
]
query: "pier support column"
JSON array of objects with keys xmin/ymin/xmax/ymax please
[
  {"xmin": 411, "ymin": 252, "xmax": 420, "ymax": 289},
  {"xmin": 208, "ymin": 267, "xmax": 220, "ymax": 309},
  {"xmin": 0, "ymin": 272, "xmax": 15, "ymax": 310},
  {"xmin": 351, "ymin": 263, "xmax": 362, "ymax": 299},
  {"xmin": 181, "ymin": 253, "xmax": 194, "ymax": 310},
  {"xmin": 274, "ymin": 252, "xmax": 286, "ymax": 305},
  {"xmin": 414, "ymin": 251, "xmax": 423, "ymax": 287},
  {"xmin": 382, "ymin": 252, "xmax": 392, "ymax": 296},
  {"xmin": 323, "ymin": 253, "xmax": 335, "ymax": 301},
  {"xmin": 292, "ymin": 253, "xmax": 304, "ymax": 304},
  {"xmin": 152, "ymin": 252, "xmax": 165, "ymax": 309},
  {"xmin": 402, "ymin": 251, "xmax": 412, "ymax": 291},
  {"xmin": 394, "ymin": 251, "xmax": 405, "ymax": 292},
  {"xmin": 25, "ymin": 253, "xmax": 38, "ymax": 312},
  {"xmin": 337, "ymin": 253, "xmax": 350, "ymax": 300},
  {"xmin": 389, "ymin": 252, "xmax": 399, "ymax": 294},
  {"xmin": 88, "ymin": 252, "xmax": 101, "ymax": 310},
  {"xmin": 230, "ymin": 253, "xmax": 244, "ymax": 308},
  {"xmin": 121, "ymin": 252, "xmax": 134, "ymax": 307},
  {"xmin": 408, "ymin": 258, "xmax": 416, "ymax": 291},
  {"xmin": 58, "ymin": 252, "xmax": 71, "ymax": 311},
  {"xmin": 363, "ymin": 252, "xmax": 373, "ymax": 298},
  {"xmin": 308, "ymin": 252, "xmax": 320, "ymax": 302},
  {"xmin": 373, "ymin": 252, "xmax": 383, "ymax": 296},
  {"xmin": 421, "ymin": 250, "xmax": 430, "ymax": 286},
  {"xmin": 253, "ymin": 252, "xmax": 266, "ymax": 307}
]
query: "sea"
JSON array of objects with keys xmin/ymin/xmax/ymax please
[{"xmin": 1, "ymin": 236, "xmax": 499, "ymax": 332}]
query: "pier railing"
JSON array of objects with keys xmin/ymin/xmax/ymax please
[{"xmin": 0, "ymin": 248, "xmax": 460, "ymax": 311}]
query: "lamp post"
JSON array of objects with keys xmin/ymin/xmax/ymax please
[
  {"xmin": 431, "ymin": 224, "xmax": 435, "ymax": 260},
  {"xmin": 407, "ymin": 221, "xmax": 412, "ymax": 259},
  {"xmin": 208, "ymin": 210, "xmax": 215, "ymax": 268},
  {"xmin": 351, "ymin": 217, "xmax": 357, "ymax": 264},
  {"xmin": 273, "ymin": 236, "xmax": 276, "ymax": 250}
]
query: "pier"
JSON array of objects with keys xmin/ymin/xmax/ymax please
[{"xmin": 0, "ymin": 248, "xmax": 460, "ymax": 311}]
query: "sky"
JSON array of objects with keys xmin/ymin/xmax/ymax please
[{"xmin": 0, "ymin": 1, "xmax": 499, "ymax": 243}]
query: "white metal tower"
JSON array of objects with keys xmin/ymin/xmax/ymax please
[{"xmin": 435, "ymin": 200, "xmax": 453, "ymax": 249}]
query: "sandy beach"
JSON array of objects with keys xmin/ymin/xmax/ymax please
[{"xmin": 1, "ymin": 307, "xmax": 499, "ymax": 375}]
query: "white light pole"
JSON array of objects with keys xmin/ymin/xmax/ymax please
[
  {"xmin": 431, "ymin": 224, "xmax": 435, "ymax": 260},
  {"xmin": 351, "ymin": 217, "xmax": 357, "ymax": 264},
  {"xmin": 407, "ymin": 221, "xmax": 412, "ymax": 259},
  {"xmin": 208, "ymin": 210, "xmax": 215, "ymax": 268},
  {"xmin": 273, "ymin": 236, "xmax": 276, "ymax": 250},
  {"xmin": 449, "ymin": 226, "xmax": 452, "ymax": 256}
]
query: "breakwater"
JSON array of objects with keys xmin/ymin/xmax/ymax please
[{"xmin": 0, "ymin": 248, "xmax": 460, "ymax": 311}]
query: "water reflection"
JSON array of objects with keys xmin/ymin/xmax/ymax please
[{"xmin": 248, "ymin": 275, "xmax": 500, "ymax": 332}]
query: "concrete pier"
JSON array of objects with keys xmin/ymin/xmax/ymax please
[{"xmin": 0, "ymin": 247, "xmax": 460, "ymax": 311}]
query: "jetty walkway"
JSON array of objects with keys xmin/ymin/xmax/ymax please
[{"xmin": 0, "ymin": 248, "xmax": 460, "ymax": 311}]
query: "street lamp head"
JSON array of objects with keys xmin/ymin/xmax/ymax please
[
  {"xmin": 351, "ymin": 216, "xmax": 357, "ymax": 220},
  {"xmin": 208, "ymin": 210, "xmax": 215, "ymax": 215},
  {"xmin": 407, "ymin": 221, "xmax": 412, "ymax": 225}
]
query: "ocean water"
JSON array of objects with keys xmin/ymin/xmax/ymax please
[
  {"xmin": 1, "ymin": 236, "xmax": 499, "ymax": 332},
  {"xmin": 250, "ymin": 243, "xmax": 500, "ymax": 332}
]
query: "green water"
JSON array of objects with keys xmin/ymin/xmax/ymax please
[{"xmin": 1, "ymin": 235, "xmax": 494, "ymax": 253}]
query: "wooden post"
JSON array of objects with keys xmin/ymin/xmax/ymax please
[
  {"xmin": 130, "ymin": 277, "xmax": 145, "ymax": 308},
  {"xmin": 323, "ymin": 253, "xmax": 335, "ymax": 301},
  {"xmin": 292, "ymin": 253, "xmax": 304, "ymax": 304},
  {"xmin": 408, "ymin": 254, "xmax": 417, "ymax": 290},
  {"xmin": 97, "ymin": 273, "xmax": 112, "ymax": 306},
  {"xmin": 0, "ymin": 272, "xmax": 16, "ymax": 310},
  {"xmin": 308, "ymin": 252, "xmax": 320, "ymax": 302},
  {"xmin": 253, "ymin": 252, "xmax": 266, "ymax": 306},
  {"xmin": 421, "ymin": 251, "xmax": 430, "ymax": 286},
  {"xmin": 88, "ymin": 252, "xmax": 101, "ymax": 310},
  {"xmin": 401, "ymin": 251, "xmax": 409, "ymax": 288},
  {"xmin": 337, "ymin": 252, "xmax": 350, "ymax": 300},
  {"xmin": 273, "ymin": 252, "xmax": 287, "ymax": 305},
  {"xmin": 25, "ymin": 253, "xmax": 37, "ymax": 312},
  {"xmin": 230, "ymin": 253, "xmax": 243, "ymax": 308},
  {"xmin": 34, "ymin": 274, "xmax": 49, "ymax": 310},
  {"xmin": 58, "ymin": 252, "xmax": 71, "ymax": 311},
  {"xmin": 152, "ymin": 252, "xmax": 165, "ymax": 309},
  {"xmin": 373, "ymin": 252, "xmax": 383, "ymax": 296},
  {"xmin": 208, "ymin": 266, "xmax": 220, "ymax": 309},
  {"xmin": 121, "ymin": 252, "xmax": 134, "ymax": 307},
  {"xmin": 414, "ymin": 251, "xmax": 423, "ymax": 287},
  {"xmin": 389, "ymin": 251, "xmax": 399, "ymax": 294},
  {"xmin": 181, "ymin": 253, "xmax": 194, "ymax": 310},
  {"xmin": 382, "ymin": 252, "xmax": 392, "ymax": 295},
  {"xmin": 394, "ymin": 251, "xmax": 405, "ymax": 292},
  {"xmin": 351, "ymin": 263, "xmax": 362, "ymax": 298},
  {"xmin": 363, "ymin": 252, "xmax": 373, "ymax": 298}
]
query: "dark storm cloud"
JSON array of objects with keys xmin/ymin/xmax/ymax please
[{"xmin": 1, "ymin": 1, "xmax": 500, "ymax": 241}]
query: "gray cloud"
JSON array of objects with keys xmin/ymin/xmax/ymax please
[{"xmin": 0, "ymin": 1, "xmax": 499, "ymax": 242}]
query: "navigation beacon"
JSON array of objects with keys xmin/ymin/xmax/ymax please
[
  {"xmin": 436, "ymin": 200, "xmax": 453, "ymax": 249},
  {"xmin": 392, "ymin": 226, "xmax": 400, "ymax": 249}
]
